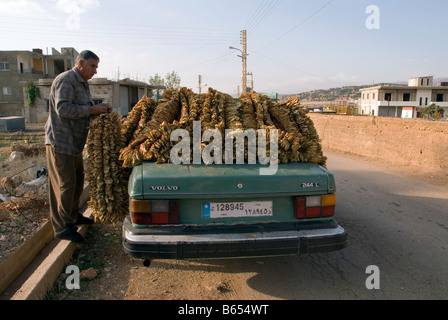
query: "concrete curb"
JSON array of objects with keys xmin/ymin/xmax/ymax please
[
  {"xmin": 0, "ymin": 221, "xmax": 54, "ymax": 295},
  {"xmin": 0, "ymin": 184, "xmax": 90, "ymax": 300},
  {"xmin": 10, "ymin": 210, "xmax": 91, "ymax": 300}
]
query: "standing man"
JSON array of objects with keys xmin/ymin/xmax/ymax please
[{"xmin": 45, "ymin": 50, "xmax": 112, "ymax": 244}]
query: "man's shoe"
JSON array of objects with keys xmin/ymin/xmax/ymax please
[
  {"xmin": 75, "ymin": 214, "xmax": 94, "ymax": 225},
  {"xmin": 55, "ymin": 226, "xmax": 86, "ymax": 244}
]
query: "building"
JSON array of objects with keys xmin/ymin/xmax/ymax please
[
  {"xmin": 359, "ymin": 76, "xmax": 448, "ymax": 119},
  {"xmin": 1, "ymin": 47, "xmax": 165, "ymax": 123},
  {"xmin": 0, "ymin": 48, "xmax": 78, "ymax": 118},
  {"xmin": 24, "ymin": 77, "xmax": 164, "ymax": 123},
  {"xmin": 301, "ymin": 98, "xmax": 359, "ymax": 114}
]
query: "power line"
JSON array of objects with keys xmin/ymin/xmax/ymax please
[
  {"xmin": 243, "ymin": 0, "xmax": 281, "ymax": 32},
  {"xmin": 249, "ymin": 49, "xmax": 341, "ymax": 86},
  {"xmin": 256, "ymin": 0, "xmax": 336, "ymax": 51},
  {"xmin": 244, "ymin": 0, "xmax": 271, "ymax": 31},
  {"xmin": 0, "ymin": 14, "xmax": 236, "ymax": 35},
  {"xmin": 247, "ymin": 0, "xmax": 281, "ymax": 32},
  {"xmin": 0, "ymin": 25, "xmax": 234, "ymax": 40},
  {"xmin": 0, "ymin": 14, "xmax": 236, "ymax": 46},
  {"xmin": 0, "ymin": 26, "xmax": 236, "ymax": 47},
  {"xmin": 175, "ymin": 51, "xmax": 234, "ymax": 73}
]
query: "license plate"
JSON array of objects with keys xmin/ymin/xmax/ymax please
[{"xmin": 202, "ymin": 201, "xmax": 273, "ymax": 219}]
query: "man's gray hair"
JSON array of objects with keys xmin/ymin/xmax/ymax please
[{"xmin": 76, "ymin": 50, "xmax": 100, "ymax": 63}]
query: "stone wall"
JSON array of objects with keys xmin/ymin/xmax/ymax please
[
  {"xmin": 309, "ymin": 114, "xmax": 448, "ymax": 174},
  {"xmin": 23, "ymin": 80, "xmax": 114, "ymax": 124}
]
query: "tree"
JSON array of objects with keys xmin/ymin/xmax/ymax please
[
  {"xmin": 165, "ymin": 71, "xmax": 181, "ymax": 89},
  {"xmin": 148, "ymin": 73, "xmax": 165, "ymax": 87},
  {"xmin": 25, "ymin": 80, "xmax": 40, "ymax": 107},
  {"xmin": 148, "ymin": 71, "xmax": 181, "ymax": 89},
  {"xmin": 421, "ymin": 104, "xmax": 444, "ymax": 120}
]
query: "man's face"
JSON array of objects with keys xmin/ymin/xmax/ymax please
[{"xmin": 77, "ymin": 58, "xmax": 99, "ymax": 81}]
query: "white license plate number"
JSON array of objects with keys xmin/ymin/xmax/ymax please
[{"xmin": 202, "ymin": 201, "xmax": 273, "ymax": 219}]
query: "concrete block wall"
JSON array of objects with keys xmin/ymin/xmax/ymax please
[{"xmin": 309, "ymin": 114, "xmax": 448, "ymax": 174}]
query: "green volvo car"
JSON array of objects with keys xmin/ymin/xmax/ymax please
[{"xmin": 122, "ymin": 162, "xmax": 347, "ymax": 262}]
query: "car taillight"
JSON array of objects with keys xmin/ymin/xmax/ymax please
[
  {"xmin": 130, "ymin": 199, "xmax": 180, "ymax": 225},
  {"xmin": 294, "ymin": 194, "xmax": 336, "ymax": 219}
]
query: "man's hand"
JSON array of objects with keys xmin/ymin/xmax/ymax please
[{"xmin": 90, "ymin": 103, "xmax": 112, "ymax": 115}]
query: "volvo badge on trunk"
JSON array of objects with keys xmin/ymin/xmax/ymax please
[{"xmin": 150, "ymin": 186, "xmax": 180, "ymax": 191}]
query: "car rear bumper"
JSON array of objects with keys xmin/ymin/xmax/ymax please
[{"xmin": 122, "ymin": 217, "xmax": 347, "ymax": 260}]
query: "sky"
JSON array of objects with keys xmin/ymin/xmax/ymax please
[{"xmin": 1, "ymin": 0, "xmax": 447, "ymax": 95}]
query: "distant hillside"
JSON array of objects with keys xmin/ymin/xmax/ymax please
[
  {"xmin": 297, "ymin": 86, "xmax": 363, "ymax": 101},
  {"xmin": 294, "ymin": 78, "xmax": 448, "ymax": 102},
  {"xmin": 296, "ymin": 84, "xmax": 396, "ymax": 102}
]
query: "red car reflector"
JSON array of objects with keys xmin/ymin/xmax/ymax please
[
  {"xmin": 294, "ymin": 197, "xmax": 306, "ymax": 219},
  {"xmin": 151, "ymin": 212, "xmax": 169, "ymax": 224},
  {"xmin": 306, "ymin": 207, "xmax": 321, "ymax": 218},
  {"xmin": 131, "ymin": 212, "xmax": 151, "ymax": 225},
  {"xmin": 321, "ymin": 205, "xmax": 335, "ymax": 217}
]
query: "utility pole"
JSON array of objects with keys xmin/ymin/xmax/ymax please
[
  {"xmin": 247, "ymin": 72, "xmax": 253, "ymax": 91},
  {"xmin": 230, "ymin": 30, "xmax": 251, "ymax": 95},
  {"xmin": 198, "ymin": 75, "xmax": 207, "ymax": 94},
  {"xmin": 241, "ymin": 30, "xmax": 247, "ymax": 94}
]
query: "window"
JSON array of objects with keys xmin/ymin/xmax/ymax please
[
  {"xmin": 403, "ymin": 93, "xmax": 411, "ymax": 101},
  {"xmin": 385, "ymin": 93, "xmax": 392, "ymax": 101},
  {"xmin": 2, "ymin": 87, "xmax": 12, "ymax": 95},
  {"xmin": 420, "ymin": 97, "xmax": 423, "ymax": 106},
  {"xmin": 425, "ymin": 97, "xmax": 428, "ymax": 105},
  {"xmin": 436, "ymin": 94, "xmax": 444, "ymax": 102},
  {"xmin": 92, "ymin": 99, "xmax": 103, "ymax": 105},
  {"xmin": 0, "ymin": 62, "xmax": 10, "ymax": 71}
]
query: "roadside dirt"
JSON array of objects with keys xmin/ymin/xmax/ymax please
[{"xmin": 0, "ymin": 144, "xmax": 48, "ymax": 265}]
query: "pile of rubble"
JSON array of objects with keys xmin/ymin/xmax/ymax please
[{"xmin": 0, "ymin": 144, "xmax": 49, "ymax": 264}]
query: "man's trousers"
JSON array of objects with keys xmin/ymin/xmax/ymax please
[{"xmin": 46, "ymin": 145, "xmax": 84, "ymax": 235}]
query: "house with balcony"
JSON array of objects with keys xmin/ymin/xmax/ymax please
[
  {"xmin": 2, "ymin": 47, "xmax": 166, "ymax": 123},
  {"xmin": 0, "ymin": 47, "xmax": 78, "ymax": 118},
  {"xmin": 359, "ymin": 76, "xmax": 448, "ymax": 119}
]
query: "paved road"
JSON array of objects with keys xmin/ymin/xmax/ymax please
[{"xmin": 303, "ymin": 152, "xmax": 448, "ymax": 299}]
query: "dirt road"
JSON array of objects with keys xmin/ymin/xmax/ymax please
[{"xmin": 48, "ymin": 151, "xmax": 448, "ymax": 300}]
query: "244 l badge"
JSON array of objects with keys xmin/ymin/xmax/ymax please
[{"xmin": 301, "ymin": 182, "xmax": 320, "ymax": 188}]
